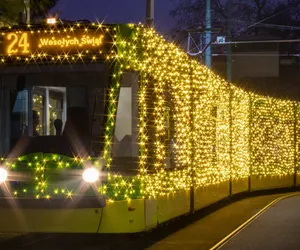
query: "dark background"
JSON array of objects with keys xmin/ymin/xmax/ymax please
[{"xmin": 51, "ymin": 0, "xmax": 175, "ymax": 34}]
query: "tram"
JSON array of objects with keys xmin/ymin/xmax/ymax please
[{"xmin": 0, "ymin": 20, "xmax": 299, "ymax": 233}]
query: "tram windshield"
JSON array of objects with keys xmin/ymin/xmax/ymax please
[{"xmin": 0, "ymin": 66, "xmax": 109, "ymax": 158}]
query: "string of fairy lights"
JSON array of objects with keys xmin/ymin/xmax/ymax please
[
  {"xmin": 251, "ymin": 95, "xmax": 295, "ymax": 176},
  {"xmin": 0, "ymin": 23, "xmax": 299, "ymax": 201},
  {"xmin": 231, "ymin": 86, "xmax": 250, "ymax": 179}
]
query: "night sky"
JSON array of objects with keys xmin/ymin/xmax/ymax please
[{"xmin": 52, "ymin": 0, "xmax": 176, "ymax": 34}]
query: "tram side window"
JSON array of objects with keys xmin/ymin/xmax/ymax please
[
  {"xmin": 211, "ymin": 106, "xmax": 217, "ymax": 164},
  {"xmin": 112, "ymin": 72, "xmax": 139, "ymax": 158},
  {"xmin": 113, "ymin": 87, "xmax": 133, "ymax": 157},
  {"xmin": 146, "ymin": 81, "xmax": 175, "ymax": 170},
  {"xmin": 164, "ymin": 103, "xmax": 174, "ymax": 169}
]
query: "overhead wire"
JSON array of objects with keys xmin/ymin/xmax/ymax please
[
  {"xmin": 232, "ymin": 19, "xmax": 300, "ymax": 31},
  {"xmin": 213, "ymin": 38, "xmax": 300, "ymax": 45},
  {"xmin": 235, "ymin": 1, "xmax": 300, "ymax": 39},
  {"xmin": 186, "ymin": 2, "xmax": 300, "ymax": 55}
]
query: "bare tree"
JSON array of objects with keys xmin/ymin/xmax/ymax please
[
  {"xmin": 170, "ymin": 0, "xmax": 300, "ymax": 39},
  {"xmin": 29, "ymin": 0, "xmax": 59, "ymax": 22},
  {"xmin": 0, "ymin": 0, "xmax": 59, "ymax": 26},
  {"xmin": 0, "ymin": 0, "xmax": 24, "ymax": 25}
]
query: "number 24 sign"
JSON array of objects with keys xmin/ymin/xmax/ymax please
[{"xmin": 5, "ymin": 32, "xmax": 30, "ymax": 55}]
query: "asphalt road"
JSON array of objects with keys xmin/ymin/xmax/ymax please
[{"xmin": 220, "ymin": 195, "xmax": 300, "ymax": 250}]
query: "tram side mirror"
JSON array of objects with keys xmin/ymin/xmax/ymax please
[
  {"xmin": 17, "ymin": 75, "xmax": 26, "ymax": 91},
  {"xmin": 54, "ymin": 119, "xmax": 63, "ymax": 136}
]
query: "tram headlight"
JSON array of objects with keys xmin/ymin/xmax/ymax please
[
  {"xmin": 0, "ymin": 168, "xmax": 8, "ymax": 183},
  {"xmin": 82, "ymin": 168, "xmax": 100, "ymax": 183}
]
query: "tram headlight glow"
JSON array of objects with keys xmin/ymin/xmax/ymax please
[
  {"xmin": 0, "ymin": 168, "xmax": 8, "ymax": 183},
  {"xmin": 82, "ymin": 168, "xmax": 100, "ymax": 183}
]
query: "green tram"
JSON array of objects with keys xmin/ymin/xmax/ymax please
[{"xmin": 0, "ymin": 21, "xmax": 299, "ymax": 233}]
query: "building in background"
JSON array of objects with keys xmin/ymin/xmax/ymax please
[{"xmin": 211, "ymin": 35, "xmax": 300, "ymax": 100}]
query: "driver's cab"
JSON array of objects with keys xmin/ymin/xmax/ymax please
[
  {"xmin": 0, "ymin": 62, "xmax": 140, "ymax": 174},
  {"xmin": 0, "ymin": 63, "xmax": 109, "ymax": 158}
]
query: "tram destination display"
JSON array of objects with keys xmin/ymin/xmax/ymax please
[{"xmin": 0, "ymin": 27, "xmax": 111, "ymax": 57}]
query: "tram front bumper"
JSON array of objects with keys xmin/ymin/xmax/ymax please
[
  {"xmin": 0, "ymin": 197, "xmax": 148, "ymax": 234},
  {"xmin": 0, "ymin": 196, "xmax": 106, "ymax": 233}
]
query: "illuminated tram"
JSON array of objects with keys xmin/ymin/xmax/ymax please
[{"xmin": 0, "ymin": 20, "xmax": 299, "ymax": 233}]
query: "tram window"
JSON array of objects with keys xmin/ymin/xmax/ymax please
[
  {"xmin": 211, "ymin": 106, "xmax": 217, "ymax": 164},
  {"xmin": 0, "ymin": 81, "xmax": 21, "ymax": 156},
  {"xmin": 112, "ymin": 72, "xmax": 139, "ymax": 158},
  {"xmin": 12, "ymin": 89, "xmax": 29, "ymax": 137},
  {"xmin": 113, "ymin": 87, "xmax": 133, "ymax": 157},
  {"xmin": 32, "ymin": 87, "xmax": 65, "ymax": 136},
  {"xmin": 164, "ymin": 106, "xmax": 172, "ymax": 169},
  {"xmin": 145, "ymin": 82, "xmax": 175, "ymax": 170},
  {"xmin": 32, "ymin": 88, "xmax": 45, "ymax": 135},
  {"xmin": 49, "ymin": 91, "xmax": 64, "ymax": 135},
  {"xmin": 164, "ymin": 91, "xmax": 175, "ymax": 170},
  {"xmin": 0, "ymin": 70, "xmax": 109, "ymax": 157}
]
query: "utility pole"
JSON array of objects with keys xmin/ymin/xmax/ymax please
[
  {"xmin": 146, "ymin": 0, "xmax": 154, "ymax": 27},
  {"xmin": 205, "ymin": 0, "xmax": 212, "ymax": 68},
  {"xmin": 227, "ymin": 0, "xmax": 232, "ymax": 82},
  {"xmin": 227, "ymin": 0, "xmax": 233, "ymax": 197}
]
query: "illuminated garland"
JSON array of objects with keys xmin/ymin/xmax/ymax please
[
  {"xmin": 251, "ymin": 95, "xmax": 294, "ymax": 176},
  {"xmin": 0, "ymin": 154, "xmax": 141, "ymax": 200},
  {"xmin": 231, "ymin": 86, "xmax": 250, "ymax": 179},
  {"xmin": 0, "ymin": 23, "xmax": 299, "ymax": 201}
]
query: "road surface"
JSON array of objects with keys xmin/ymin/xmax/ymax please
[{"xmin": 219, "ymin": 195, "xmax": 300, "ymax": 250}]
